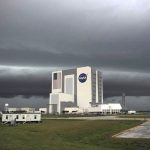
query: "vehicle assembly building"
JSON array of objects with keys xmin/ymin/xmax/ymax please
[{"xmin": 48, "ymin": 66, "xmax": 122, "ymax": 114}]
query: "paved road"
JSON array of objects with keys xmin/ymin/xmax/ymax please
[
  {"xmin": 43, "ymin": 116, "xmax": 150, "ymax": 121},
  {"xmin": 114, "ymin": 121, "xmax": 150, "ymax": 139}
]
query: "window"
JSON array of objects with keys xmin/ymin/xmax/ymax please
[
  {"xmin": 54, "ymin": 73, "xmax": 57, "ymax": 80},
  {"xmin": 22, "ymin": 115, "xmax": 25, "ymax": 119},
  {"xmin": 6, "ymin": 115, "xmax": 8, "ymax": 119},
  {"xmin": 16, "ymin": 115, "xmax": 19, "ymax": 119},
  {"xmin": 34, "ymin": 115, "xmax": 37, "ymax": 119}
]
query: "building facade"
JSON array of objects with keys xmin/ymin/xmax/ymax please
[{"xmin": 48, "ymin": 66, "xmax": 103, "ymax": 114}]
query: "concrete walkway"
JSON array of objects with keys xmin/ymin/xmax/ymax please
[
  {"xmin": 43, "ymin": 116, "xmax": 150, "ymax": 121},
  {"xmin": 114, "ymin": 121, "xmax": 150, "ymax": 139}
]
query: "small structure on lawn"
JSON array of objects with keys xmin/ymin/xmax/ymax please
[
  {"xmin": 128, "ymin": 110, "xmax": 136, "ymax": 114},
  {"xmin": 1, "ymin": 104, "xmax": 41, "ymax": 124},
  {"xmin": 2, "ymin": 112, "xmax": 41, "ymax": 124}
]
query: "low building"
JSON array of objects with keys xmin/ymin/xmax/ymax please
[
  {"xmin": 64, "ymin": 103, "xmax": 122, "ymax": 114},
  {"xmin": 88, "ymin": 103, "xmax": 122, "ymax": 114},
  {"xmin": 64, "ymin": 107, "xmax": 82, "ymax": 114},
  {"xmin": 39, "ymin": 108, "xmax": 47, "ymax": 114},
  {"xmin": 7, "ymin": 107, "xmax": 35, "ymax": 113},
  {"xmin": 2, "ymin": 112, "xmax": 41, "ymax": 124},
  {"xmin": 128, "ymin": 110, "xmax": 136, "ymax": 114}
]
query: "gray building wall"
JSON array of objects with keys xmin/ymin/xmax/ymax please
[
  {"xmin": 60, "ymin": 102, "xmax": 76, "ymax": 113},
  {"xmin": 91, "ymin": 69, "xmax": 96, "ymax": 104},
  {"xmin": 62, "ymin": 69, "xmax": 77, "ymax": 106},
  {"xmin": 98, "ymin": 71, "xmax": 103, "ymax": 104},
  {"xmin": 90, "ymin": 69, "xmax": 103, "ymax": 105}
]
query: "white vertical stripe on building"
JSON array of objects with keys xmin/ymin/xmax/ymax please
[
  {"xmin": 96, "ymin": 70, "xmax": 99, "ymax": 103},
  {"xmin": 64, "ymin": 74, "xmax": 74, "ymax": 95},
  {"xmin": 101, "ymin": 74, "xmax": 103, "ymax": 104}
]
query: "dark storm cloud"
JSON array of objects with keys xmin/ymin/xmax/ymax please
[
  {"xmin": 0, "ymin": 66, "xmax": 52, "ymax": 97},
  {"xmin": 103, "ymin": 70, "xmax": 150, "ymax": 97},
  {"xmin": 0, "ymin": 96, "xmax": 48, "ymax": 110},
  {"xmin": 105, "ymin": 96, "xmax": 150, "ymax": 111},
  {"xmin": 0, "ymin": 0, "xmax": 150, "ymax": 110},
  {"xmin": 0, "ymin": 66, "xmax": 150, "ymax": 98},
  {"xmin": 0, "ymin": 0, "xmax": 150, "ymax": 72},
  {"xmin": 0, "ymin": 47, "xmax": 150, "ymax": 72}
]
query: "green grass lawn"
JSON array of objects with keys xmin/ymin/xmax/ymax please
[
  {"xmin": 118, "ymin": 114, "xmax": 150, "ymax": 118},
  {"xmin": 0, "ymin": 120, "xmax": 150, "ymax": 150}
]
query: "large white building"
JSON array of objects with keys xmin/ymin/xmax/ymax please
[{"xmin": 48, "ymin": 66, "xmax": 122, "ymax": 114}]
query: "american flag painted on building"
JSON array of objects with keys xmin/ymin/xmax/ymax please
[{"xmin": 53, "ymin": 72, "xmax": 61, "ymax": 89}]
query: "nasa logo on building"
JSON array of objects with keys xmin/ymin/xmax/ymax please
[{"xmin": 78, "ymin": 73, "xmax": 87, "ymax": 83}]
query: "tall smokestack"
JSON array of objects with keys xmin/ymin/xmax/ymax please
[
  {"xmin": 122, "ymin": 93, "xmax": 127, "ymax": 112},
  {"xmin": 4, "ymin": 103, "xmax": 9, "ymax": 112}
]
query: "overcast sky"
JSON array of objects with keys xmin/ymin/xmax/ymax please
[{"xmin": 0, "ymin": 0, "xmax": 150, "ymax": 111}]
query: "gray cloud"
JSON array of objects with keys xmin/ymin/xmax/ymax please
[
  {"xmin": 103, "ymin": 70, "xmax": 150, "ymax": 97},
  {"xmin": 0, "ymin": 47, "xmax": 150, "ymax": 72},
  {"xmin": 105, "ymin": 96, "xmax": 150, "ymax": 111},
  {"xmin": 0, "ymin": 0, "xmax": 150, "ymax": 72},
  {"xmin": 0, "ymin": 66, "xmax": 150, "ymax": 98},
  {"xmin": 0, "ymin": 66, "xmax": 51, "ymax": 97},
  {"xmin": 0, "ymin": 95, "xmax": 48, "ymax": 111}
]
